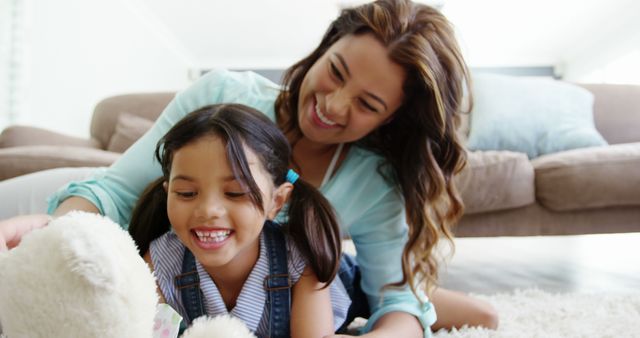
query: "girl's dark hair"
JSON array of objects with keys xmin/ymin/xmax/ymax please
[
  {"xmin": 128, "ymin": 104, "xmax": 341, "ymax": 283},
  {"xmin": 275, "ymin": 0, "xmax": 471, "ymax": 296}
]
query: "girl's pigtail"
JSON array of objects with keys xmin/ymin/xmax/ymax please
[
  {"xmin": 285, "ymin": 178, "xmax": 341, "ymax": 284},
  {"xmin": 128, "ymin": 177, "xmax": 171, "ymax": 256}
]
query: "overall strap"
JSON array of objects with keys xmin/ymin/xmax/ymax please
[
  {"xmin": 263, "ymin": 220, "xmax": 292, "ymax": 338},
  {"xmin": 175, "ymin": 249, "xmax": 206, "ymax": 328}
]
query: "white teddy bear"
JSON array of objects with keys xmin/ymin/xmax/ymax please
[{"xmin": 0, "ymin": 212, "xmax": 255, "ymax": 338}]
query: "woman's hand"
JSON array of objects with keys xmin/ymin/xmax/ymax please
[
  {"xmin": 0, "ymin": 214, "xmax": 52, "ymax": 251},
  {"xmin": 325, "ymin": 311, "xmax": 423, "ymax": 338}
]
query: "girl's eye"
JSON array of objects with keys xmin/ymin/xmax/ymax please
[
  {"xmin": 329, "ymin": 62, "xmax": 344, "ymax": 83},
  {"xmin": 225, "ymin": 191, "xmax": 248, "ymax": 198},
  {"xmin": 175, "ymin": 191, "xmax": 197, "ymax": 199},
  {"xmin": 359, "ymin": 98, "xmax": 379, "ymax": 113}
]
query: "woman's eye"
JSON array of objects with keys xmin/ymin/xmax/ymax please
[
  {"xmin": 175, "ymin": 191, "xmax": 197, "ymax": 199},
  {"xmin": 359, "ymin": 98, "xmax": 379, "ymax": 113},
  {"xmin": 329, "ymin": 62, "xmax": 344, "ymax": 82},
  {"xmin": 225, "ymin": 191, "xmax": 248, "ymax": 198}
]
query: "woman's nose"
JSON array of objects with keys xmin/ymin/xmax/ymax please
[{"xmin": 325, "ymin": 89, "xmax": 351, "ymax": 119}]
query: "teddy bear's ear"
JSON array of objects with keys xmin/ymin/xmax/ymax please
[
  {"xmin": 180, "ymin": 315, "xmax": 256, "ymax": 338},
  {"xmin": 61, "ymin": 228, "xmax": 120, "ymax": 288}
]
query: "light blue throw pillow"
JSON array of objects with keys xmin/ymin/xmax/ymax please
[{"xmin": 466, "ymin": 73, "xmax": 608, "ymax": 158}]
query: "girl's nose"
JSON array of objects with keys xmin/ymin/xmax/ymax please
[{"xmin": 195, "ymin": 194, "xmax": 225, "ymax": 219}]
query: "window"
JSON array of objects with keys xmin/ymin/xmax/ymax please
[{"xmin": 0, "ymin": 0, "xmax": 28, "ymax": 127}]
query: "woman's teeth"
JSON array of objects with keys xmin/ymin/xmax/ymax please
[
  {"xmin": 315, "ymin": 102, "xmax": 337, "ymax": 126},
  {"xmin": 194, "ymin": 229, "xmax": 231, "ymax": 243}
]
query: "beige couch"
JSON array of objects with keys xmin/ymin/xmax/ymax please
[{"xmin": 1, "ymin": 83, "xmax": 639, "ymax": 237}]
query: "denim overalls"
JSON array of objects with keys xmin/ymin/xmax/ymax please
[{"xmin": 175, "ymin": 220, "xmax": 369, "ymax": 337}]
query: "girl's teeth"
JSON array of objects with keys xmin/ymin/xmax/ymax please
[
  {"xmin": 195, "ymin": 230, "xmax": 231, "ymax": 243},
  {"xmin": 315, "ymin": 102, "xmax": 337, "ymax": 126}
]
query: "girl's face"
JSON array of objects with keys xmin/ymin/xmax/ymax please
[
  {"xmin": 297, "ymin": 33, "xmax": 406, "ymax": 145},
  {"xmin": 165, "ymin": 135, "xmax": 285, "ymax": 272}
]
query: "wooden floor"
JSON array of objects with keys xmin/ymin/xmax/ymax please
[{"xmin": 437, "ymin": 232, "xmax": 640, "ymax": 294}]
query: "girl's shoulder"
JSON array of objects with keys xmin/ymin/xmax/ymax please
[
  {"xmin": 149, "ymin": 232, "xmax": 184, "ymax": 276},
  {"xmin": 262, "ymin": 223, "xmax": 306, "ymax": 283},
  {"xmin": 284, "ymin": 233, "xmax": 306, "ymax": 282}
]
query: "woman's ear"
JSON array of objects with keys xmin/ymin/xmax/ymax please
[
  {"xmin": 267, "ymin": 182, "xmax": 293, "ymax": 219},
  {"xmin": 162, "ymin": 181, "xmax": 168, "ymax": 192}
]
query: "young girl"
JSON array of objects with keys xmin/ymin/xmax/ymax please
[{"xmin": 128, "ymin": 103, "xmax": 349, "ymax": 337}]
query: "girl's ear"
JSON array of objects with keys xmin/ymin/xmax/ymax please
[
  {"xmin": 162, "ymin": 181, "xmax": 168, "ymax": 192},
  {"xmin": 267, "ymin": 182, "xmax": 293, "ymax": 219}
]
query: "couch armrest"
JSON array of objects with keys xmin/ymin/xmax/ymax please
[
  {"xmin": 0, "ymin": 146, "xmax": 120, "ymax": 181},
  {"xmin": 0, "ymin": 125, "xmax": 101, "ymax": 149}
]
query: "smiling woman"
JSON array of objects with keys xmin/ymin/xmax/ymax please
[{"xmin": 296, "ymin": 34, "xmax": 405, "ymax": 145}]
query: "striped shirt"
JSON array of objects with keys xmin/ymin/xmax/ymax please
[{"xmin": 150, "ymin": 230, "xmax": 351, "ymax": 335}]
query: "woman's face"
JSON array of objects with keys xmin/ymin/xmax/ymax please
[
  {"xmin": 165, "ymin": 135, "xmax": 278, "ymax": 272},
  {"xmin": 297, "ymin": 33, "xmax": 406, "ymax": 145}
]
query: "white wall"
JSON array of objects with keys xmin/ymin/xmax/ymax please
[
  {"xmin": 560, "ymin": 2, "xmax": 640, "ymax": 83},
  {"xmin": 5, "ymin": 0, "xmax": 640, "ymax": 137},
  {"xmin": 12, "ymin": 0, "xmax": 193, "ymax": 137},
  {"xmin": 4, "ymin": 0, "xmax": 341, "ymax": 137}
]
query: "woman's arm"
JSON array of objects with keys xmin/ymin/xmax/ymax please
[
  {"xmin": 47, "ymin": 70, "xmax": 228, "ymax": 224},
  {"xmin": 47, "ymin": 69, "xmax": 278, "ymax": 225},
  {"xmin": 290, "ymin": 266, "xmax": 334, "ymax": 338},
  {"xmin": 326, "ymin": 312, "xmax": 421, "ymax": 338},
  {"xmin": 52, "ymin": 196, "xmax": 100, "ymax": 216},
  {"xmin": 327, "ymin": 158, "xmax": 435, "ymax": 336}
]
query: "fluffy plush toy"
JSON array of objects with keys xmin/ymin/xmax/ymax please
[{"xmin": 0, "ymin": 212, "xmax": 255, "ymax": 338}]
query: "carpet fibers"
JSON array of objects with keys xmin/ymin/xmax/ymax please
[{"xmin": 433, "ymin": 289, "xmax": 640, "ymax": 338}]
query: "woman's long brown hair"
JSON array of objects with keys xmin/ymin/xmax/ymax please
[{"xmin": 275, "ymin": 0, "xmax": 471, "ymax": 297}]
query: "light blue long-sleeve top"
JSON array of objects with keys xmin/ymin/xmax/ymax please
[{"xmin": 48, "ymin": 69, "xmax": 436, "ymax": 336}]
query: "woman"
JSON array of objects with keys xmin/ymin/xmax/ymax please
[{"xmin": 1, "ymin": 0, "xmax": 497, "ymax": 336}]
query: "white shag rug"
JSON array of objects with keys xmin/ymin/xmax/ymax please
[{"xmin": 433, "ymin": 289, "xmax": 640, "ymax": 338}]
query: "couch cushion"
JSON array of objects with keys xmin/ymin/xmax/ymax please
[
  {"xmin": 106, "ymin": 113, "xmax": 154, "ymax": 153},
  {"xmin": 90, "ymin": 92, "xmax": 174, "ymax": 148},
  {"xmin": 0, "ymin": 146, "xmax": 121, "ymax": 181},
  {"xmin": 0, "ymin": 125, "xmax": 100, "ymax": 148},
  {"xmin": 533, "ymin": 142, "xmax": 640, "ymax": 211},
  {"xmin": 466, "ymin": 73, "xmax": 608, "ymax": 159},
  {"xmin": 455, "ymin": 150, "xmax": 535, "ymax": 214}
]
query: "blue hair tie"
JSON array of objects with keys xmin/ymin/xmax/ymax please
[{"xmin": 286, "ymin": 169, "xmax": 299, "ymax": 184}]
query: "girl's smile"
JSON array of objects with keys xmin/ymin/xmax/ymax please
[{"xmin": 191, "ymin": 227, "xmax": 233, "ymax": 250}]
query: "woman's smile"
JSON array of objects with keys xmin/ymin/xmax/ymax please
[{"xmin": 311, "ymin": 96, "xmax": 340, "ymax": 129}]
